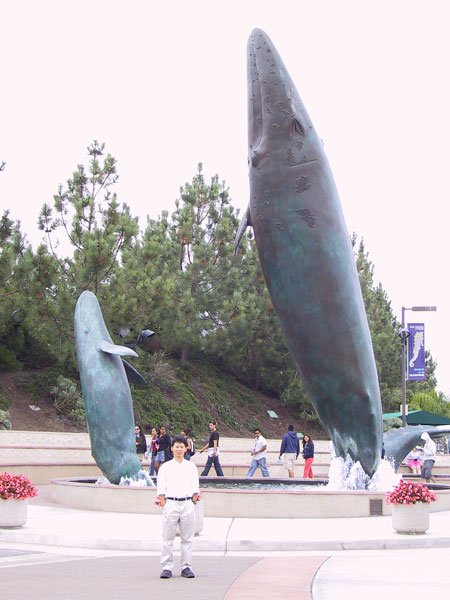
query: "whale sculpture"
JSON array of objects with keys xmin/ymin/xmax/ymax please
[
  {"xmin": 74, "ymin": 290, "xmax": 146, "ymax": 484},
  {"xmin": 384, "ymin": 425, "xmax": 450, "ymax": 472},
  {"xmin": 235, "ymin": 28, "xmax": 382, "ymax": 476}
]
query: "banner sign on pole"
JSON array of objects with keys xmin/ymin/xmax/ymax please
[{"xmin": 407, "ymin": 323, "xmax": 426, "ymax": 380}]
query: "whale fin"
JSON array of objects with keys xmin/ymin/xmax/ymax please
[
  {"xmin": 234, "ymin": 205, "xmax": 252, "ymax": 256},
  {"xmin": 122, "ymin": 359, "xmax": 148, "ymax": 387},
  {"xmin": 97, "ymin": 340, "xmax": 139, "ymax": 358}
]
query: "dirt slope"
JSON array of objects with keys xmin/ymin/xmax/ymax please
[
  {"xmin": 0, "ymin": 370, "xmax": 84, "ymax": 432},
  {"xmin": 0, "ymin": 369, "xmax": 323, "ymax": 438}
]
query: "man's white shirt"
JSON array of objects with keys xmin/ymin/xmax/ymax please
[
  {"xmin": 253, "ymin": 434, "xmax": 267, "ymax": 459},
  {"xmin": 157, "ymin": 458, "xmax": 199, "ymax": 498}
]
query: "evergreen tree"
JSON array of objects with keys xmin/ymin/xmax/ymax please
[
  {"xmin": 354, "ymin": 236, "xmax": 437, "ymax": 412},
  {"xmin": 36, "ymin": 142, "xmax": 139, "ymax": 361},
  {"xmin": 0, "ymin": 211, "xmax": 57, "ymax": 368},
  {"xmin": 132, "ymin": 164, "xmax": 241, "ymax": 364},
  {"xmin": 39, "ymin": 141, "xmax": 139, "ymax": 294},
  {"xmin": 208, "ymin": 235, "xmax": 295, "ymax": 393}
]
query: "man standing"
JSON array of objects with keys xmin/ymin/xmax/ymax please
[
  {"xmin": 200, "ymin": 420, "xmax": 224, "ymax": 476},
  {"xmin": 157, "ymin": 435, "xmax": 199, "ymax": 579},
  {"xmin": 279, "ymin": 424, "xmax": 300, "ymax": 478},
  {"xmin": 247, "ymin": 428, "xmax": 270, "ymax": 477},
  {"xmin": 420, "ymin": 431, "xmax": 437, "ymax": 483}
]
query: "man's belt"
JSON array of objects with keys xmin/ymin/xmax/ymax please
[{"xmin": 165, "ymin": 497, "xmax": 191, "ymax": 501}]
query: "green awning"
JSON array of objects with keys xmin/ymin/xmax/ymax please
[{"xmin": 382, "ymin": 410, "xmax": 450, "ymax": 425}]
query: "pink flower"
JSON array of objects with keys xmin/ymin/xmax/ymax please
[
  {"xmin": 385, "ymin": 480, "xmax": 437, "ymax": 505},
  {"xmin": 0, "ymin": 472, "xmax": 38, "ymax": 501}
]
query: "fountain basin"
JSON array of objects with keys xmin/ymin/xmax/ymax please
[{"xmin": 50, "ymin": 477, "xmax": 450, "ymax": 518}]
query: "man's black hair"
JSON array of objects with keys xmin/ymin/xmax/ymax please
[
  {"xmin": 253, "ymin": 428, "xmax": 260, "ymax": 433},
  {"xmin": 171, "ymin": 435, "xmax": 188, "ymax": 447},
  {"xmin": 288, "ymin": 424, "xmax": 294, "ymax": 431},
  {"xmin": 209, "ymin": 420, "xmax": 217, "ymax": 425}
]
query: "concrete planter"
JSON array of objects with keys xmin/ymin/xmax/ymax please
[
  {"xmin": 0, "ymin": 498, "xmax": 28, "ymax": 528},
  {"xmin": 392, "ymin": 502, "xmax": 430, "ymax": 534}
]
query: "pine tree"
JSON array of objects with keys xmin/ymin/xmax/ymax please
[
  {"xmin": 0, "ymin": 211, "xmax": 58, "ymax": 368},
  {"xmin": 354, "ymin": 236, "xmax": 437, "ymax": 412},
  {"xmin": 39, "ymin": 141, "xmax": 139, "ymax": 294},
  {"xmin": 133, "ymin": 164, "xmax": 241, "ymax": 364}
]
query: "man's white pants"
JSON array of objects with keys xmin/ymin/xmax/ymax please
[{"xmin": 161, "ymin": 500, "xmax": 196, "ymax": 571}]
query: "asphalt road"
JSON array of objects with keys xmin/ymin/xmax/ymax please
[{"xmin": 0, "ymin": 551, "xmax": 259, "ymax": 600}]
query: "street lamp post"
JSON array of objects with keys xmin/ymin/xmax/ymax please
[{"xmin": 399, "ymin": 306, "xmax": 437, "ymax": 427}]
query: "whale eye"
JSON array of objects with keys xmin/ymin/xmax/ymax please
[{"xmin": 292, "ymin": 118, "xmax": 305, "ymax": 137}]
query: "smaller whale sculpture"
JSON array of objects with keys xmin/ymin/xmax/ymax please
[
  {"xmin": 74, "ymin": 290, "xmax": 148, "ymax": 484},
  {"xmin": 384, "ymin": 425, "xmax": 450, "ymax": 472}
]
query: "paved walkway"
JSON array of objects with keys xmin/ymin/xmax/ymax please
[
  {"xmin": 2, "ymin": 428, "xmax": 450, "ymax": 598},
  {"xmin": 1, "ymin": 486, "xmax": 450, "ymax": 598}
]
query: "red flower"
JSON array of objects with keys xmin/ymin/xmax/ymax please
[
  {"xmin": 0, "ymin": 472, "xmax": 38, "ymax": 500},
  {"xmin": 385, "ymin": 480, "xmax": 437, "ymax": 505}
]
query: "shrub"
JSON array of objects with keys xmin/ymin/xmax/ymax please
[
  {"xmin": 50, "ymin": 376, "xmax": 85, "ymax": 425},
  {"xmin": 0, "ymin": 409, "xmax": 11, "ymax": 430},
  {"xmin": 383, "ymin": 417, "xmax": 402, "ymax": 433}
]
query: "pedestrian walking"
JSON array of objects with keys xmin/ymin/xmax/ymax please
[
  {"xmin": 302, "ymin": 434, "xmax": 314, "ymax": 478},
  {"xmin": 420, "ymin": 432, "xmax": 437, "ymax": 483},
  {"xmin": 145, "ymin": 427, "xmax": 160, "ymax": 475},
  {"xmin": 279, "ymin": 424, "xmax": 300, "ymax": 478},
  {"xmin": 200, "ymin": 420, "xmax": 224, "ymax": 476},
  {"xmin": 247, "ymin": 428, "xmax": 270, "ymax": 477}
]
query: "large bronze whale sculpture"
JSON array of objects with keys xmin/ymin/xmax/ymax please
[
  {"xmin": 235, "ymin": 29, "xmax": 382, "ymax": 476},
  {"xmin": 74, "ymin": 290, "xmax": 145, "ymax": 484}
]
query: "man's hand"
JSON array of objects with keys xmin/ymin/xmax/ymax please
[{"xmin": 158, "ymin": 495, "xmax": 166, "ymax": 507}]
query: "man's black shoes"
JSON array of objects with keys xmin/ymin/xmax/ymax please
[
  {"xmin": 181, "ymin": 567, "xmax": 195, "ymax": 578},
  {"xmin": 160, "ymin": 569, "xmax": 172, "ymax": 579}
]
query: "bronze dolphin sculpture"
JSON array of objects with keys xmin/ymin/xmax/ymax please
[
  {"xmin": 74, "ymin": 290, "xmax": 145, "ymax": 484},
  {"xmin": 235, "ymin": 28, "xmax": 382, "ymax": 476}
]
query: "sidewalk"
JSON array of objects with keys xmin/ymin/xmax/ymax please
[
  {"xmin": 1, "ymin": 488, "xmax": 450, "ymax": 599},
  {"xmin": 1, "ymin": 486, "xmax": 450, "ymax": 552}
]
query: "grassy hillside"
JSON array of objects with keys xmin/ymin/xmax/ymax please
[{"xmin": 0, "ymin": 353, "xmax": 326, "ymax": 441}]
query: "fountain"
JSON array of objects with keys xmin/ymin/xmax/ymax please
[
  {"xmin": 60, "ymin": 28, "xmax": 450, "ymax": 524},
  {"xmin": 50, "ymin": 470, "xmax": 450, "ymax": 518}
]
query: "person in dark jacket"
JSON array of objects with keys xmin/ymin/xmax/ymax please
[
  {"xmin": 302, "ymin": 434, "xmax": 314, "ymax": 478},
  {"xmin": 155, "ymin": 426, "xmax": 172, "ymax": 473},
  {"xmin": 135, "ymin": 424, "xmax": 147, "ymax": 463},
  {"xmin": 279, "ymin": 425, "xmax": 300, "ymax": 478}
]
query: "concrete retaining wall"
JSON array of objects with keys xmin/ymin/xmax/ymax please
[{"xmin": 50, "ymin": 477, "xmax": 450, "ymax": 518}]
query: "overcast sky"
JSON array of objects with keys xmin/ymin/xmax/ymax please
[{"xmin": 1, "ymin": 0, "xmax": 449, "ymax": 396}]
